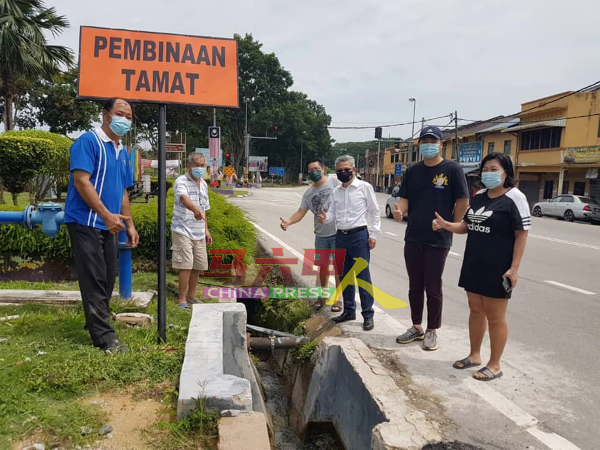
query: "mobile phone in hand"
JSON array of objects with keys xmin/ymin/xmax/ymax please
[{"xmin": 502, "ymin": 277, "xmax": 512, "ymax": 294}]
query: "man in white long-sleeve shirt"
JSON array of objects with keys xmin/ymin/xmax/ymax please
[{"xmin": 318, "ymin": 155, "xmax": 381, "ymax": 331}]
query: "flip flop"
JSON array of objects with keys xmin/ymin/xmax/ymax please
[
  {"xmin": 331, "ymin": 301, "xmax": 343, "ymax": 313},
  {"xmin": 453, "ymin": 357, "xmax": 481, "ymax": 370},
  {"xmin": 177, "ymin": 303, "xmax": 190, "ymax": 310},
  {"xmin": 473, "ymin": 366, "xmax": 503, "ymax": 381},
  {"xmin": 314, "ymin": 298, "xmax": 325, "ymax": 310}
]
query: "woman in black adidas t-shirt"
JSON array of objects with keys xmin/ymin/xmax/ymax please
[{"xmin": 432, "ymin": 153, "xmax": 530, "ymax": 381}]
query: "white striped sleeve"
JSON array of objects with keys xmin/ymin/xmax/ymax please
[{"xmin": 507, "ymin": 188, "xmax": 531, "ymax": 231}]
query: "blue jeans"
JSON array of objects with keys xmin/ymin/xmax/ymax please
[
  {"xmin": 314, "ymin": 234, "xmax": 336, "ymax": 266},
  {"xmin": 335, "ymin": 229, "xmax": 374, "ymax": 319}
]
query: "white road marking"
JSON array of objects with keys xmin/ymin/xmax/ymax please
[
  {"xmin": 468, "ymin": 382, "xmax": 582, "ymax": 450},
  {"xmin": 295, "ymin": 193, "xmax": 303, "ymax": 199},
  {"xmin": 530, "ymin": 234, "xmax": 600, "ymax": 250},
  {"xmin": 385, "ymin": 232, "xmax": 399, "ymax": 237},
  {"xmin": 544, "ymin": 280, "xmax": 596, "ymax": 295},
  {"xmin": 252, "ymin": 222, "xmax": 582, "ymax": 450},
  {"xmin": 449, "ymin": 251, "xmax": 461, "ymax": 257}
]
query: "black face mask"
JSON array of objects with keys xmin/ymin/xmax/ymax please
[{"xmin": 337, "ymin": 171, "xmax": 354, "ymax": 183}]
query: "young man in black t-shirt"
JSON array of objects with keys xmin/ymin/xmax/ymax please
[{"xmin": 393, "ymin": 126, "xmax": 469, "ymax": 350}]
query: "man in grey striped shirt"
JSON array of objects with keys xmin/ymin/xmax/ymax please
[{"xmin": 171, "ymin": 152, "xmax": 212, "ymax": 309}]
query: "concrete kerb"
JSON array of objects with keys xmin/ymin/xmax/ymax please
[{"xmin": 177, "ymin": 303, "xmax": 268, "ymax": 422}]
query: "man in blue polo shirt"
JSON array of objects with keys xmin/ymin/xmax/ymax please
[{"xmin": 65, "ymin": 98, "xmax": 139, "ymax": 354}]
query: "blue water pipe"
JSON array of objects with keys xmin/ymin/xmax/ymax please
[{"xmin": 0, "ymin": 203, "xmax": 133, "ymax": 300}]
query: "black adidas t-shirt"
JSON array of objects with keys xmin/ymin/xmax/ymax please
[
  {"xmin": 399, "ymin": 159, "xmax": 469, "ymax": 248},
  {"xmin": 459, "ymin": 188, "xmax": 531, "ymax": 298}
]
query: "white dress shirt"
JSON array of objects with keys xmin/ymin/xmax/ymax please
[{"xmin": 325, "ymin": 176, "xmax": 381, "ymax": 239}]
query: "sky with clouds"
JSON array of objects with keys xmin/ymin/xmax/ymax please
[{"xmin": 48, "ymin": 0, "xmax": 600, "ymax": 143}]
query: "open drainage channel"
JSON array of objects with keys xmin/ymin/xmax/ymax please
[{"xmin": 245, "ymin": 318, "xmax": 345, "ymax": 450}]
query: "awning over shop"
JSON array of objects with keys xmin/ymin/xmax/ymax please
[
  {"xmin": 501, "ymin": 118, "xmax": 566, "ymax": 133},
  {"xmin": 461, "ymin": 165, "xmax": 480, "ymax": 175}
]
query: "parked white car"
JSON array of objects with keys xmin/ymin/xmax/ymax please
[
  {"xmin": 532, "ymin": 195, "xmax": 600, "ymax": 223},
  {"xmin": 385, "ymin": 185, "xmax": 408, "ymax": 220}
]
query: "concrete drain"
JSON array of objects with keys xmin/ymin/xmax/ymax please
[{"xmin": 423, "ymin": 442, "xmax": 486, "ymax": 450}]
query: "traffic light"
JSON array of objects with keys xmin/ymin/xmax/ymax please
[
  {"xmin": 225, "ymin": 152, "xmax": 231, "ymax": 166},
  {"xmin": 274, "ymin": 126, "xmax": 279, "ymax": 132},
  {"xmin": 239, "ymin": 157, "xmax": 246, "ymax": 167},
  {"xmin": 374, "ymin": 127, "xmax": 382, "ymax": 139}
]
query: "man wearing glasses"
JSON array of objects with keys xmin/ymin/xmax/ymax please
[
  {"xmin": 171, "ymin": 151, "xmax": 213, "ymax": 309},
  {"xmin": 318, "ymin": 155, "xmax": 380, "ymax": 331}
]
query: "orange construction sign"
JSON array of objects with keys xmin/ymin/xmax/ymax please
[{"xmin": 77, "ymin": 26, "xmax": 239, "ymax": 107}]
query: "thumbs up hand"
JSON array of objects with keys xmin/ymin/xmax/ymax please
[
  {"xmin": 432, "ymin": 212, "xmax": 448, "ymax": 231},
  {"xmin": 280, "ymin": 217, "xmax": 291, "ymax": 231},
  {"xmin": 318, "ymin": 210, "xmax": 327, "ymax": 224},
  {"xmin": 393, "ymin": 203, "xmax": 404, "ymax": 222}
]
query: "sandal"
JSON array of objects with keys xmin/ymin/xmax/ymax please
[
  {"xmin": 453, "ymin": 357, "xmax": 481, "ymax": 370},
  {"xmin": 331, "ymin": 301, "xmax": 343, "ymax": 313},
  {"xmin": 314, "ymin": 298, "xmax": 325, "ymax": 310},
  {"xmin": 177, "ymin": 303, "xmax": 191, "ymax": 310},
  {"xmin": 473, "ymin": 366, "xmax": 503, "ymax": 381}
]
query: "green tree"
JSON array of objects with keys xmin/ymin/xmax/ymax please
[
  {"xmin": 0, "ymin": 0, "xmax": 74, "ymax": 130},
  {"xmin": 4, "ymin": 130, "xmax": 72, "ymax": 203},
  {"xmin": 15, "ymin": 68, "xmax": 101, "ymax": 134},
  {"xmin": 0, "ymin": 134, "xmax": 52, "ymax": 204}
]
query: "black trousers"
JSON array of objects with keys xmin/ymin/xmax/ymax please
[
  {"xmin": 404, "ymin": 241, "xmax": 449, "ymax": 330},
  {"xmin": 67, "ymin": 223, "xmax": 117, "ymax": 348}
]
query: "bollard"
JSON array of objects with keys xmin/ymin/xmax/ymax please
[{"xmin": 117, "ymin": 229, "xmax": 133, "ymax": 301}]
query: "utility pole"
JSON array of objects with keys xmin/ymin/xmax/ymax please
[
  {"xmin": 454, "ymin": 111, "xmax": 459, "ymax": 161},
  {"xmin": 244, "ymin": 98, "xmax": 249, "ymax": 175},
  {"xmin": 376, "ymin": 138, "xmax": 381, "ymax": 190},
  {"xmin": 408, "ymin": 98, "xmax": 416, "ymax": 165}
]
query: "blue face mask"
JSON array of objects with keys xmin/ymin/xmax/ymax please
[
  {"xmin": 481, "ymin": 171, "xmax": 504, "ymax": 189},
  {"xmin": 192, "ymin": 167, "xmax": 206, "ymax": 179},
  {"xmin": 419, "ymin": 143, "xmax": 440, "ymax": 159},
  {"xmin": 109, "ymin": 115, "xmax": 132, "ymax": 137}
]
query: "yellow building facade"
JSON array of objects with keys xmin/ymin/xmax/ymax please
[{"xmin": 509, "ymin": 89, "xmax": 600, "ymax": 207}]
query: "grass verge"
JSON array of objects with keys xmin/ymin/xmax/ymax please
[{"xmin": 0, "ymin": 271, "xmax": 223, "ymax": 449}]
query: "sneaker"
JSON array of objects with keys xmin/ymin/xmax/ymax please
[
  {"xmin": 423, "ymin": 330, "xmax": 438, "ymax": 351},
  {"xmin": 396, "ymin": 326, "xmax": 425, "ymax": 344},
  {"xmin": 102, "ymin": 339, "xmax": 129, "ymax": 355}
]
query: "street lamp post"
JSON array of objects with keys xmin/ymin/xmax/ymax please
[
  {"xmin": 244, "ymin": 98, "xmax": 249, "ymax": 175},
  {"xmin": 409, "ymin": 98, "xmax": 416, "ymax": 165}
]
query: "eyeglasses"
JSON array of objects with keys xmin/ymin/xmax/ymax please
[{"xmin": 336, "ymin": 169, "xmax": 353, "ymax": 173}]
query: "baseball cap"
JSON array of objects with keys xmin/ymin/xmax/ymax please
[{"xmin": 419, "ymin": 125, "xmax": 442, "ymax": 141}]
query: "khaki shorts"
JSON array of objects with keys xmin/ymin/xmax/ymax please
[{"xmin": 171, "ymin": 232, "xmax": 208, "ymax": 271}]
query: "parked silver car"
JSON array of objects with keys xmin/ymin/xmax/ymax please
[
  {"xmin": 532, "ymin": 195, "xmax": 600, "ymax": 223},
  {"xmin": 385, "ymin": 185, "xmax": 408, "ymax": 220}
]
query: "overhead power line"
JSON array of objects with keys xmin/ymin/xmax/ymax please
[{"xmin": 328, "ymin": 113, "xmax": 452, "ymax": 130}]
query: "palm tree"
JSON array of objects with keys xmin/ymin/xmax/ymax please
[{"xmin": 0, "ymin": 0, "xmax": 74, "ymax": 130}]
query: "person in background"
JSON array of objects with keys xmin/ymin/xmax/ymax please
[
  {"xmin": 318, "ymin": 155, "xmax": 380, "ymax": 331},
  {"xmin": 171, "ymin": 152, "xmax": 212, "ymax": 309},
  {"xmin": 64, "ymin": 97, "xmax": 139, "ymax": 354},
  {"xmin": 394, "ymin": 125, "xmax": 469, "ymax": 351},
  {"xmin": 433, "ymin": 152, "xmax": 530, "ymax": 381},
  {"xmin": 280, "ymin": 158, "xmax": 342, "ymax": 312}
]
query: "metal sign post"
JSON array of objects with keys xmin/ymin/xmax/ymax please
[{"xmin": 157, "ymin": 104, "xmax": 167, "ymax": 343}]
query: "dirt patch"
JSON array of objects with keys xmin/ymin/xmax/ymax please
[
  {"xmin": 370, "ymin": 348, "xmax": 455, "ymax": 434},
  {"xmin": 83, "ymin": 391, "xmax": 164, "ymax": 450}
]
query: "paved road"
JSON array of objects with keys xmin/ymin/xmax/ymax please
[{"xmin": 229, "ymin": 186, "xmax": 599, "ymax": 450}]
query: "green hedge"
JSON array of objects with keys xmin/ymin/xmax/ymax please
[
  {"xmin": 150, "ymin": 177, "xmax": 175, "ymax": 193},
  {"xmin": 0, "ymin": 135, "xmax": 53, "ymax": 203},
  {"xmin": 0, "ymin": 189, "xmax": 256, "ymax": 265}
]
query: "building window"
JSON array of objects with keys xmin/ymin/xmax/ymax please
[
  {"xmin": 504, "ymin": 140, "xmax": 512, "ymax": 155},
  {"xmin": 520, "ymin": 128, "xmax": 563, "ymax": 151},
  {"xmin": 543, "ymin": 180, "xmax": 554, "ymax": 199},
  {"xmin": 574, "ymin": 181, "xmax": 586, "ymax": 196},
  {"xmin": 488, "ymin": 142, "xmax": 495, "ymax": 154},
  {"xmin": 562, "ymin": 181, "xmax": 570, "ymax": 194}
]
